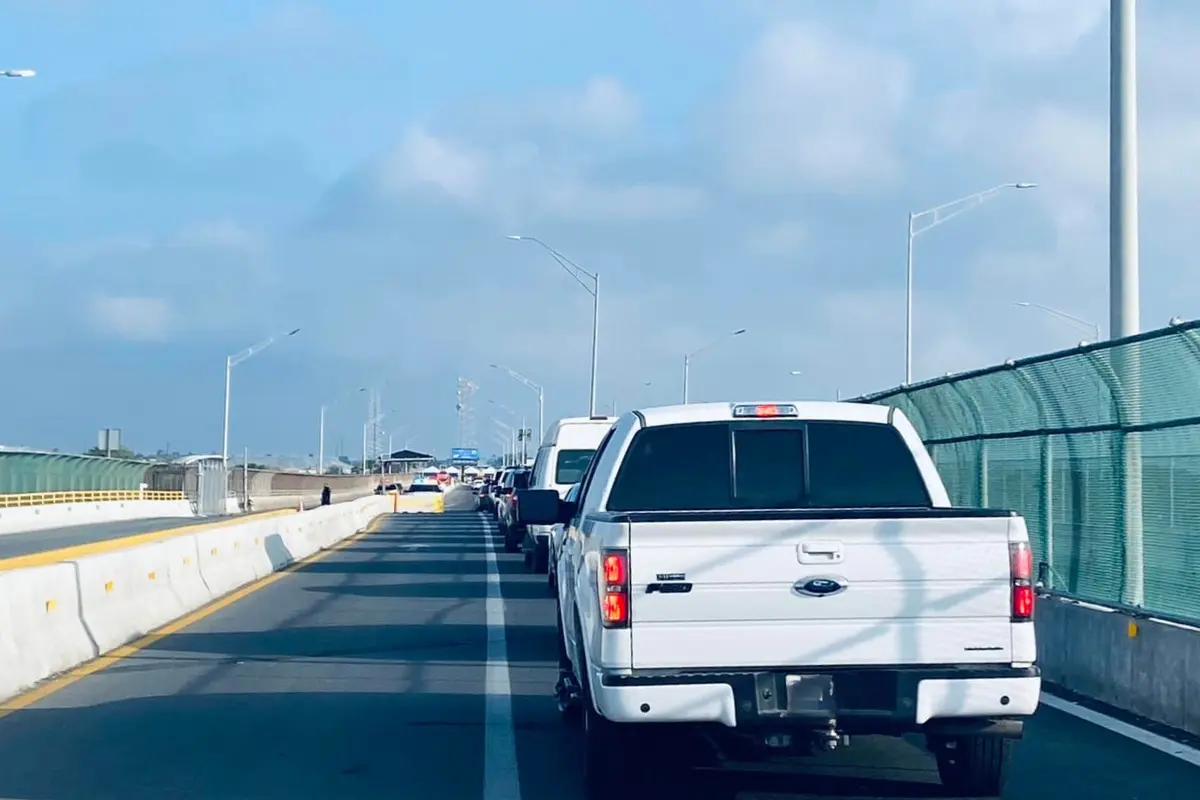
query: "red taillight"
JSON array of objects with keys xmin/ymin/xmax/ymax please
[
  {"xmin": 603, "ymin": 592, "xmax": 628, "ymax": 624},
  {"xmin": 600, "ymin": 549, "xmax": 629, "ymax": 628},
  {"xmin": 1012, "ymin": 584, "xmax": 1034, "ymax": 619},
  {"xmin": 1009, "ymin": 542, "xmax": 1034, "ymax": 621},
  {"xmin": 603, "ymin": 553, "xmax": 625, "ymax": 584}
]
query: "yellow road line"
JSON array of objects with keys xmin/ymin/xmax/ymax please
[
  {"xmin": 0, "ymin": 508, "xmax": 298, "ymax": 572},
  {"xmin": 0, "ymin": 513, "xmax": 389, "ymax": 719}
]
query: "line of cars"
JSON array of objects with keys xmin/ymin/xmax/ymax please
[
  {"xmin": 473, "ymin": 415, "xmax": 615, "ymax": 576},
  {"xmin": 480, "ymin": 401, "xmax": 1042, "ymax": 798}
]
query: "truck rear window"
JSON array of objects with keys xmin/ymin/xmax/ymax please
[
  {"xmin": 606, "ymin": 420, "xmax": 931, "ymax": 511},
  {"xmin": 555, "ymin": 449, "xmax": 595, "ymax": 484}
]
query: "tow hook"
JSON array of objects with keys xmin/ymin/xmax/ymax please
[
  {"xmin": 820, "ymin": 718, "xmax": 841, "ymax": 751},
  {"xmin": 554, "ymin": 673, "xmax": 581, "ymax": 712}
]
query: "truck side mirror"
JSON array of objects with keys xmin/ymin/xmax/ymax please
[{"xmin": 516, "ymin": 489, "xmax": 565, "ymax": 525}]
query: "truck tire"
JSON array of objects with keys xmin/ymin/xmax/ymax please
[{"xmin": 936, "ymin": 735, "xmax": 1012, "ymax": 797}]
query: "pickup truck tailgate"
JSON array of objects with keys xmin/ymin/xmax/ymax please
[{"xmin": 629, "ymin": 514, "xmax": 1015, "ymax": 670}]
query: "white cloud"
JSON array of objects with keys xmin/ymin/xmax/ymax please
[
  {"xmin": 720, "ymin": 21, "xmax": 909, "ymax": 192},
  {"xmin": 375, "ymin": 126, "xmax": 486, "ymax": 203},
  {"xmin": 913, "ymin": 0, "xmax": 1107, "ymax": 61},
  {"xmin": 88, "ymin": 294, "xmax": 173, "ymax": 341},
  {"xmin": 349, "ymin": 76, "xmax": 700, "ymax": 225},
  {"xmin": 539, "ymin": 76, "xmax": 639, "ymax": 139}
]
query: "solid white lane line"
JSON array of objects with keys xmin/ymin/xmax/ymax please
[{"xmin": 481, "ymin": 512, "xmax": 523, "ymax": 800}]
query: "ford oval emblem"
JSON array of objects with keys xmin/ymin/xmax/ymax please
[{"xmin": 793, "ymin": 576, "xmax": 848, "ymax": 597}]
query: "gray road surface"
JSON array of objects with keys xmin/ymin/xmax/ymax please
[
  {"xmin": 0, "ymin": 487, "xmax": 1195, "ymax": 799},
  {"xmin": 0, "ymin": 516, "xmax": 213, "ymax": 560},
  {"xmin": 0, "ymin": 493, "xmax": 363, "ymax": 561}
]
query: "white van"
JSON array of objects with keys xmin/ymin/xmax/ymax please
[{"xmin": 522, "ymin": 415, "xmax": 615, "ymax": 573}]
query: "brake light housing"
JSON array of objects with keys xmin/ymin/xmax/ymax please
[
  {"xmin": 733, "ymin": 403, "xmax": 799, "ymax": 418},
  {"xmin": 600, "ymin": 548, "xmax": 630, "ymax": 628},
  {"xmin": 1009, "ymin": 541, "xmax": 1034, "ymax": 621}
]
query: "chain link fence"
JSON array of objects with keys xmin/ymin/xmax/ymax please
[{"xmin": 854, "ymin": 320, "xmax": 1200, "ymax": 624}]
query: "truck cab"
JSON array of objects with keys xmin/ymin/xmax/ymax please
[
  {"xmin": 517, "ymin": 401, "xmax": 1040, "ymax": 799},
  {"xmin": 523, "ymin": 415, "xmax": 615, "ymax": 573}
]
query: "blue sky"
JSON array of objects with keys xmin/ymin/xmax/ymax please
[{"xmin": 2, "ymin": 0, "xmax": 1199, "ymax": 464}]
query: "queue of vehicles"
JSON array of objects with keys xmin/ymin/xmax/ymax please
[{"xmin": 468, "ymin": 399, "xmax": 1041, "ymax": 798}]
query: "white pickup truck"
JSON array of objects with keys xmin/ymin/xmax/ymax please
[{"xmin": 517, "ymin": 400, "xmax": 1040, "ymax": 799}]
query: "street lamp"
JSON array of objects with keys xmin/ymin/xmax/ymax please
[
  {"xmin": 318, "ymin": 387, "xmax": 366, "ymax": 476},
  {"xmin": 221, "ymin": 328, "xmax": 300, "ymax": 465},
  {"xmin": 1, "ymin": 69, "xmax": 36, "ymax": 79},
  {"xmin": 682, "ymin": 329, "xmax": 747, "ymax": 404},
  {"xmin": 490, "ymin": 363, "xmax": 544, "ymax": 448},
  {"xmin": 906, "ymin": 182, "xmax": 1037, "ymax": 384},
  {"xmin": 507, "ymin": 235, "xmax": 600, "ymax": 417},
  {"xmin": 493, "ymin": 418, "xmax": 515, "ymax": 466},
  {"xmin": 1015, "ymin": 301, "xmax": 1101, "ymax": 343}
]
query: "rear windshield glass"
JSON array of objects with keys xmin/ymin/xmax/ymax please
[
  {"xmin": 606, "ymin": 420, "xmax": 930, "ymax": 512},
  {"xmin": 555, "ymin": 449, "xmax": 596, "ymax": 484},
  {"xmin": 511, "ymin": 471, "xmax": 531, "ymax": 490}
]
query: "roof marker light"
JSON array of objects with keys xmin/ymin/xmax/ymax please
[{"xmin": 732, "ymin": 403, "xmax": 799, "ymax": 418}]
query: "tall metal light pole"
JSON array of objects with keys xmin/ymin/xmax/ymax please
[
  {"xmin": 906, "ymin": 182, "xmax": 1037, "ymax": 384},
  {"xmin": 1111, "ymin": 0, "xmax": 1144, "ymax": 607},
  {"xmin": 507, "ymin": 235, "xmax": 600, "ymax": 417},
  {"xmin": 682, "ymin": 329, "xmax": 747, "ymax": 404},
  {"xmin": 490, "ymin": 364, "xmax": 544, "ymax": 448},
  {"xmin": 1111, "ymin": 0, "xmax": 1140, "ymax": 343},
  {"xmin": 319, "ymin": 386, "xmax": 366, "ymax": 476},
  {"xmin": 222, "ymin": 328, "xmax": 300, "ymax": 466},
  {"xmin": 1015, "ymin": 302, "xmax": 1101, "ymax": 343}
]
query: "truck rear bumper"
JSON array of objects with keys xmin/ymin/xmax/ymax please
[{"xmin": 593, "ymin": 665, "xmax": 1040, "ymax": 734}]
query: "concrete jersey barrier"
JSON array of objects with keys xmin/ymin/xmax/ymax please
[
  {"xmin": 0, "ymin": 497, "xmax": 195, "ymax": 536},
  {"xmin": 0, "ymin": 493, "xmax": 403, "ymax": 702}
]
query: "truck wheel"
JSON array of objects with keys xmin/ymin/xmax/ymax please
[
  {"xmin": 936, "ymin": 736, "xmax": 1012, "ymax": 797},
  {"xmin": 555, "ymin": 611, "xmax": 581, "ymax": 727}
]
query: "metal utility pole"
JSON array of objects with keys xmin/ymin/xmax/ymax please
[
  {"xmin": 1111, "ymin": 0, "xmax": 1144, "ymax": 606},
  {"xmin": 1110, "ymin": 0, "xmax": 1140, "ymax": 342}
]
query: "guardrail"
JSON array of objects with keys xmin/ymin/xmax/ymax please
[{"xmin": 0, "ymin": 490, "xmax": 187, "ymax": 508}]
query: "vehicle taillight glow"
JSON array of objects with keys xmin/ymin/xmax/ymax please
[
  {"xmin": 600, "ymin": 548, "xmax": 630, "ymax": 628},
  {"xmin": 603, "ymin": 592, "xmax": 628, "ymax": 624},
  {"xmin": 1012, "ymin": 584, "xmax": 1034, "ymax": 619},
  {"xmin": 603, "ymin": 553, "xmax": 625, "ymax": 584},
  {"xmin": 1009, "ymin": 541, "xmax": 1034, "ymax": 621},
  {"xmin": 732, "ymin": 403, "xmax": 799, "ymax": 418}
]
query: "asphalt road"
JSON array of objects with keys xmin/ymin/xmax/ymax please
[
  {"xmin": 0, "ymin": 515, "xmax": 213, "ymax": 560},
  {"xmin": 0, "ymin": 487, "xmax": 1194, "ymax": 799},
  {"xmin": 0, "ymin": 492, "xmax": 358, "ymax": 561}
]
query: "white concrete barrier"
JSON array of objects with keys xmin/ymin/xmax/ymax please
[
  {"xmin": 0, "ymin": 494, "xmax": 394, "ymax": 702},
  {"xmin": 0, "ymin": 563, "xmax": 96, "ymax": 701},
  {"xmin": 0, "ymin": 498, "xmax": 196, "ymax": 536}
]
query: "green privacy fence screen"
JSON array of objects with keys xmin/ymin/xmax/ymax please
[
  {"xmin": 853, "ymin": 319, "xmax": 1200, "ymax": 624},
  {"xmin": 0, "ymin": 451, "xmax": 152, "ymax": 494}
]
